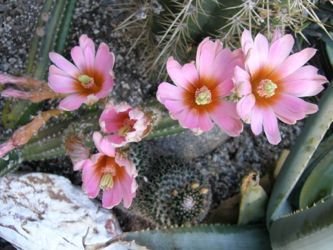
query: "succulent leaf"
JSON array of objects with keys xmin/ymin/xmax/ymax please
[
  {"xmin": 267, "ymin": 85, "xmax": 333, "ymax": 226},
  {"xmin": 270, "ymin": 195, "xmax": 333, "ymax": 250},
  {"xmin": 109, "ymin": 224, "xmax": 271, "ymax": 250},
  {"xmin": 299, "ymin": 144, "xmax": 333, "ymax": 209}
]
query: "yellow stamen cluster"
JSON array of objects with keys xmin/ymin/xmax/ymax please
[
  {"xmin": 99, "ymin": 173, "xmax": 114, "ymax": 190},
  {"xmin": 257, "ymin": 79, "xmax": 277, "ymax": 98},
  {"xmin": 195, "ymin": 86, "xmax": 212, "ymax": 105}
]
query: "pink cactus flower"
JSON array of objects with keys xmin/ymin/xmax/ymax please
[
  {"xmin": 0, "ymin": 140, "xmax": 15, "ymax": 158},
  {"xmin": 0, "ymin": 74, "xmax": 27, "ymax": 85},
  {"xmin": 48, "ymin": 34, "xmax": 115, "ymax": 111},
  {"xmin": 234, "ymin": 30, "xmax": 327, "ymax": 144},
  {"xmin": 93, "ymin": 103, "xmax": 151, "ymax": 150},
  {"xmin": 156, "ymin": 37, "xmax": 243, "ymax": 136},
  {"xmin": 80, "ymin": 139, "xmax": 137, "ymax": 209}
]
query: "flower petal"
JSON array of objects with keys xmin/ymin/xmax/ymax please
[
  {"xmin": 95, "ymin": 43, "xmax": 115, "ymax": 75},
  {"xmin": 166, "ymin": 57, "xmax": 198, "ymax": 90},
  {"xmin": 102, "ymin": 182, "xmax": 122, "ymax": 209},
  {"xmin": 82, "ymin": 158, "xmax": 100, "ymax": 198},
  {"xmin": 157, "ymin": 82, "xmax": 184, "ymax": 102},
  {"xmin": 58, "ymin": 94, "xmax": 86, "ymax": 111},
  {"xmin": 196, "ymin": 38, "xmax": 223, "ymax": 79},
  {"xmin": 71, "ymin": 46, "xmax": 86, "ymax": 71},
  {"xmin": 254, "ymin": 33, "xmax": 269, "ymax": 66},
  {"xmin": 282, "ymin": 79, "xmax": 325, "ymax": 97},
  {"xmin": 48, "ymin": 72, "xmax": 77, "ymax": 93},
  {"xmin": 262, "ymin": 108, "xmax": 281, "ymax": 145},
  {"xmin": 275, "ymin": 48, "xmax": 316, "ymax": 79},
  {"xmin": 211, "ymin": 102, "xmax": 243, "ymax": 136},
  {"xmin": 273, "ymin": 94, "xmax": 318, "ymax": 124},
  {"xmin": 250, "ymin": 106, "xmax": 263, "ymax": 135},
  {"xmin": 269, "ymin": 34, "xmax": 294, "ymax": 69},
  {"xmin": 237, "ymin": 94, "xmax": 255, "ymax": 121},
  {"xmin": 241, "ymin": 29, "xmax": 254, "ymax": 55},
  {"xmin": 93, "ymin": 132, "xmax": 116, "ymax": 157},
  {"xmin": 233, "ymin": 66, "xmax": 252, "ymax": 97},
  {"xmin": 0, "ymin": 140, "xmax": 15, "ymax": 158},
  {"xmin": 1, "ymin": 88, "xmax": 30, "ymax": 99},
  {"xmin": 79, "ymin": 35, "xmax": 95, "ymax": 71},
  {"xmin": 49, "ymin": 52, "xmax": 79, "ymax": 78}
]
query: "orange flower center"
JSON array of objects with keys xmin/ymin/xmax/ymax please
[
  {"xmin": 251, "ymin": 67, "xmax": 281, "ymax": 107},
  {"xmin": 195, "ymin": 86, "xmax": 212, "ymax": 105},
  {"xmin": 74, "ymin": 68, "xmax": 104, "ymax": 96},
  {"xmin": 183, "ymin": 78, "xmax": 220, "ymax": 114}
]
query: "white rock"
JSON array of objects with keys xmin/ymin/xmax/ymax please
[{"xmin": 0, "ymin": 173, "xmax": 124, "ymax": 250}]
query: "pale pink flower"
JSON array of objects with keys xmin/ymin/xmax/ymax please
[
  {"xmin": 93, "ymin": 103, "xmax": 151, "ymax": 150},
  {"xmin": 0, "ymin": 140, "xmax": 15, "ymax": 158},
  {"xmin": 80, "ymin": 140, "xmax": 137, "ymax": 209},
  {"xmin": 0, "ymin": 73, "xmax": 58, "ymax": 102},
  {"xmin": 48, "ymin": 34, "xmax": 115, "ymax": 111},
  {"xmin": 156, "ymin": 37, "xmax": 243, "ymax": 136},
  {"xmin": 0, "ymin": 73, "xmax": 36, "ymax": 86},
  {"xmin": 234, "ymin": 30, "xmax": 327, "ymax": 144}
]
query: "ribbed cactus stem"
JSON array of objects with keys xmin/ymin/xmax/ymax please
[
  {"xmin": 20, "ymin": 110, "xmax": 100, "ymax": 162},
  {"xmin": 3, "ymin": 0, "xmax": 77, "ymax": 129}
]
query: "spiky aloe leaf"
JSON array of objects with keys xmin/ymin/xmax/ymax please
[
  {"xmin": 299, "ymin": 144, "xmax": 333, "ymax": 209},
  {"xmin": 270, "ymin": 196, "xmax": 333, "ymax": 250},
  {"xmin": 267, "ymin": 85, "xmax": 333, "ymax": 226},
  {"xmin": 89, "ymin": 224, "xmax": 271, "ymax": 250}
]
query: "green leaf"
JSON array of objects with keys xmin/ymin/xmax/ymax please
[
  {"xmin": 267, "ymin": 85, "xmax": 333, "ymax": 226},
  {"xmin": 270, "ymin": 196, "xmax": 333, "ymax": 250},
  {"xmin": 101, "ymin": 224, "xmax": 271, "ymax": 250},
  {"xmin": 299, "ymin": 146, "xmax": 333, "ymax": 209}
]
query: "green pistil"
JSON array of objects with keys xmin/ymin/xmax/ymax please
[{"xmin": 78, "ymin": 74, "xmax": 94, "ymax": 88}]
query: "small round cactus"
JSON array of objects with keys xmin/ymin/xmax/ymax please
[{"xmin": 128, "ymin": 143, "xmax": 212, "ymax": 226}]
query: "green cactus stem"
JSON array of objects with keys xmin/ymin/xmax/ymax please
[{"xmin": 3, "ymin": 0, "xmax": 76, "ymax": 129}]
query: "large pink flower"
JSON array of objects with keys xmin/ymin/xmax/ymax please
[
  {"xmin": 48, "ymin": 34, "xmax": 115, "ymax": 111},
  {"xmin": 156, "ymin": 38, "xmax": 243, "ymax": 136},
  {"xmin": 234, "ymin": 30, "xmax": 327, "ymax": 144},
  {"xmin": 80, "ymin": 141, "xmax": 137, "ymax": 209},
  {"xmin": 93, "ymin": 103, "xmax": 151, "ymax": 150}
]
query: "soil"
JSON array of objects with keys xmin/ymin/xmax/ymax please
[{"xmin": 0, "ymin": 0, "xmax": 305, "ymax": 247}]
